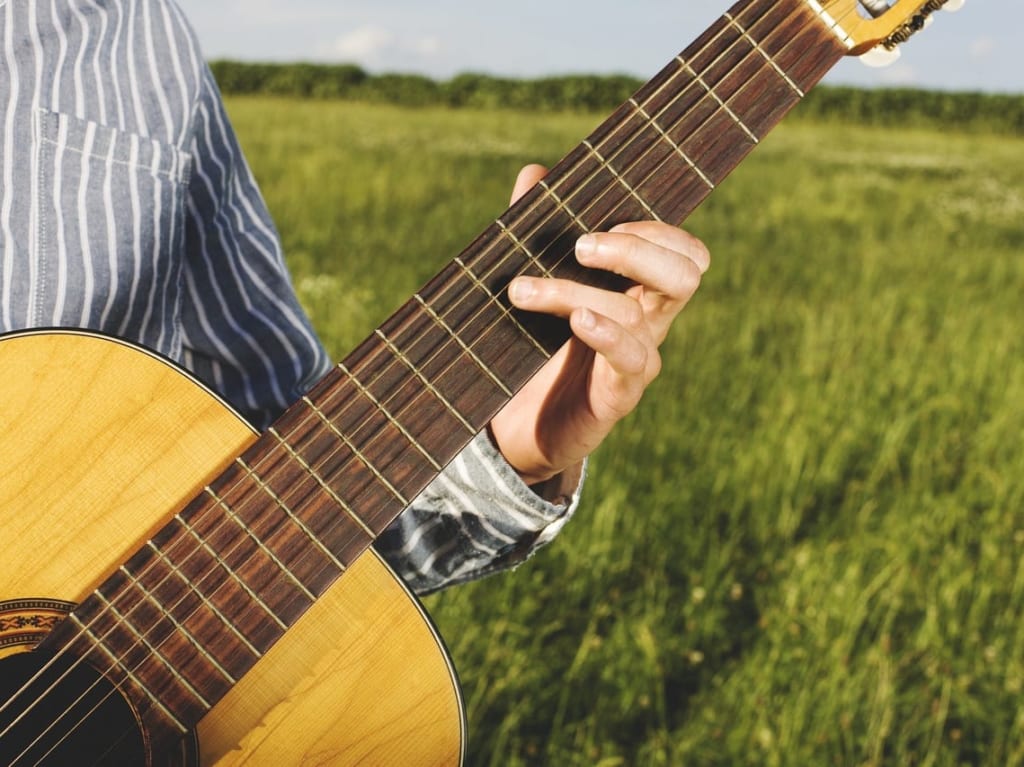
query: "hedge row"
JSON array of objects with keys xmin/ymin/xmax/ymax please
[{"xmin": 208, "ymin": 60, "xmax": 1024, "ymax": 133}]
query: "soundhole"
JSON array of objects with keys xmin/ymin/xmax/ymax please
[{"xmin": 0, "ymin": 650, "xmax": 198, "ymax": 766}]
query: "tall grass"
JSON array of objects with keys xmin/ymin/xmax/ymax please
[{"xmin": 227, "ymin": 96, "xmax": 1024, "ymax": 765}]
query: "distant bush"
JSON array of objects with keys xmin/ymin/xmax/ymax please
[
  {"xmin": 795, "ymin": 86, "xmax": 1024, "ymax": 134},
  {"xmin": 208, "ymin": 60, "xmax": 1023, "ymax": 133}
]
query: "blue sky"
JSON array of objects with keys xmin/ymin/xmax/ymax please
[{"xmin": 176, "ymin": 1, "xmax": 1016, "ymax": 94}]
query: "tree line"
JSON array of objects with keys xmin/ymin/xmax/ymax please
[{"xmin": 208, "ymin": 60, "xmax": 1024, "ymax": 133}]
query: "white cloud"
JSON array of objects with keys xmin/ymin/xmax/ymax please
[
  {"xmin": 876, "ymin": 63, "xmax": 920, "ymax": 87},
  {"xmin": 331, "ymin": 25, "xmax": 395, "ymax": 59},
  {"xmin": 969, "ymin": 37, "xmax": 996, "ymax": 59},
  {"xmin": 322, "ymin": 24, "xmax": 443, "ymax": 67},
  {"xmin": 413, "ymin": 36, "xmax": 442, "ymax": 57}
]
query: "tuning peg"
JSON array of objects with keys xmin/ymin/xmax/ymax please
[
  {"xmin": 942, "ymin": 0, "xmax": 965, "ymax": 11},
  {"xmin": 859, "ymin": 45, "xmax": 902, "ymax": 68}
]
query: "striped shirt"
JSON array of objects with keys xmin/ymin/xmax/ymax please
[{"xmin": 0, "ymin": 0, "xmax": 579, "ymax": 594}]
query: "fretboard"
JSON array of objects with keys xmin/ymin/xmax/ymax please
[{"xmin": 46, "ymin": 0, "xmax": 848, "ymax": 747}]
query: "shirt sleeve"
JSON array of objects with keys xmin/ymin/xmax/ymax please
[
  {"xmin": 375, "ymin": 432, "xmax": 585, "ymax": 595},
  {"xmin": 178, "ymin": 64, "xmax": 585, "ymax": 594}
]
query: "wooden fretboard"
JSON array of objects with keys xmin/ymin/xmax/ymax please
[{"xmin": 46, "ymin": 0, "xmax": 848, "ymax": 748}]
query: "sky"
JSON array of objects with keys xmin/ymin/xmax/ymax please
[{"xmin": 174, "ymin": 1, "xmax": 1017, "ymax": 95}]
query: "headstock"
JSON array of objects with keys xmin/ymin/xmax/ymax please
[{"xmin": 816, "ymin": 0, "xmax": 964, "ymax": 64}]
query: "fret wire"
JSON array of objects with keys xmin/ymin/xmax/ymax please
[
  {"xmin": 373, "ymin": 327, "xmax": 476, "ymax": 440},
  {"xmin": 299, "ymin": 396, "xmax": 421, "ymax": 528},
  {"xmin": 234, "ymin": 455, "xmax": 351, "ymax": 573},
  {"xmin": 299, "ymin": 382, "xmax": 409, "ymax": 507},
  {"xmin": 67, "ymin": 612, "xmax": 189, "ymax": 734},
  {"xmin": 724, "ymin": 11, "xmax": 805, "ymax": 97},
  {"xmin": 203, "ymin": 486, "xmax": 318, "ymax": 603},
  {"xmin": 174, "ymin": 512, "xmax": 290, "ymax": 631},
  {"xmin": 804, "ymin": 0, "xmax": 855, "ymax": 48},
  {"xmin": 675, "ymin": 56, "xmax": 760, "ymax": 144},
  {"xmin": 626, "ymin": 97, "xmax": 715, "ymax": 189},
  {"xmin": 117, "ymin": 561, "xmax": 236, "ymax": 684},
  {"xmin": 143, "ymin": 540, "xmax": 263, "ymax": 661},
  {"xmin": 581, "ymin": 139, "xmax": 665, "ymax": 221},
  {"xmin": 412, "ymin": 293, "xmax": 514, "ymax": 397},
  {"xmin": 494, "ymin": 220, "xmax": 556, "ymax": 279},
  {"xmin": 452, "ymin": 256, "xmax": 551, "ymax": 358},
  {"xmin": 536, "ymin": 179, "xmax": 592, "ymax": 233},
  {"xmin": 95, "ymin": 589, "xmax": 215, "ymax": 709}
]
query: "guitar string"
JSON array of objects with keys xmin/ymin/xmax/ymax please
[
  {"xmin": 4, "ymin": 4, "xmax": 851, "ymax": 761},
  {"xmin": 2, "ymin": 0, "xmax": 856, "ymax": 757}
]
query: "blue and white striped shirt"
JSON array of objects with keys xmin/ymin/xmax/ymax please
[{"xmin": 0, "ymin": 0, "xmax": 579, "ymax": 594}]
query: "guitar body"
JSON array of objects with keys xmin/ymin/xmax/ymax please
[{"xmin": 0, "ymin": 330, "xmax": 465, "ymax": 765}]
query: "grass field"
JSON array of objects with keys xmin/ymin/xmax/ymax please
[{"xmin": 225, "ymin": 96, "xmax": 1024, "ymax": 765}]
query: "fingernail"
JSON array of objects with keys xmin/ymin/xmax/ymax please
[
  {"xmin": 576, "ymin": 233, "xmax": 598, "ymax": 262},
  {"xmin": 508, "ymin": 277, "xmax": 535, "ymax": 302},
  {"xmin": 577, "ymin": 307, "xmax": 596, "ymax": 330}
]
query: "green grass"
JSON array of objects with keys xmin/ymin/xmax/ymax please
[{"xmin": 227, "ymin": 96, "xmax": 1024, "ymax": 765}]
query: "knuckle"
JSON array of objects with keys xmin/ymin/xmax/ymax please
[
  {"xmin": 674, "ymin": 258, "xmax": 703, "ymax": 299},
  {"xmin": 622, "ymin": 298, "xmax": 646, "ymax": 331}
]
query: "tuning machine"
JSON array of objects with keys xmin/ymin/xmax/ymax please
[{"xmin": 856, "ymin": 0, "xmax": 965, "ymax": 68}]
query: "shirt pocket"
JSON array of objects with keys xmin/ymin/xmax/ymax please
[{"xmin": 33, "ymin": 109, "xmax": 193, "ymax": 359}]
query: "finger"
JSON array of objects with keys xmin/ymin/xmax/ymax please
[
  {"xmin": 510, "ymin": 164, "xmax": 549, "ymax": 204},
  {"xmin": 508, "ymin": 275, "xmax": 649, "ymax": 336},
  {"xmin": 607, "ymin": 221, "xmax": 711, "ymax": 274},
  {"xmin": 570, "ymin": 308, "xmax": 656, "ymax": 411},
  {"xmin": 575, "ymin": 231, "xmax": 705, "ymax": 310}
]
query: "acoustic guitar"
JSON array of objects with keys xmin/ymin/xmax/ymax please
[{"xmin": 0, "ymin": 1, "xmax": 954, "ymax": 763}]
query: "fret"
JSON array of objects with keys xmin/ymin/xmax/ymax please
[
  {"xmin": 301, "ymin": 367, "xmax": 471, "ymax": 484},
  {"xmin": 805, "ymin": 0, "xmax": 855, "ymax": 48},
  {"xmin": 528, "ymin": 144, "xmax": 630, "ymax": 236},
  {"xmin": 260, "ymin": 421, "xmax": 380, "ymax": 540},
  {"xmin": 676, "ymin": 56, "xmax": 760, "ymax": 144},
  {"xmin": 144, "ymin": 539, "xmax": 262, "ymax": 661},
  {"xmin": 324, "ymin": 366, "xmax": 445, "ymax": 499},
  {"xmin": 66, "ymin": 611, "xmax": 190, "ymax": 735},
  {"xmin": 175, "ymin": 511, "xmax": 290, "ymax": 631},
  {"xmin": 413, "ymin": 293, "xmax": 514, "ymax": 397},
  {"xmin": 627, "ymin": 97, "xmax": 715, "ymax": 190},
  {"xmin": 493, "ymin": 201, "xmax": 591, "ymax": 288},
  {"xmin": 200, "ymin": 462, "xmax": 344, "ymax": 610},
  {"xmin": 112, "ymin": 556, "xmax": 252, "ymax": 689},
  {"xmin": 453, "ymin": 255, "xmax": 551, "ymax": 359},
  {"xmin": 536, "ymin": 180, "xmax": 591, "ymax": 235},
  {"xmin": 95, "ymin": 589, "xmax": 217, "ymax": 709},
  {"xmin": 239, "ymin": 452, "xmax": 356, "ymax": 573},
  {"xmin": 201, "ymin": 487, "xmax": 318, "ymax": 604},
  {"xmin": 179, "ymin": 491, "xmax": 318, "ymax": 646},
  {"xmin": 724, "ymin": 12, "xmax": 805, "ymax": 97},
  {"xmin": 582, "ymin": 139, "xmax": 663, "ymax": 222},
  {"xmin": 777, "ymin": 15, "xmax": 846, "ymax": 90},
  {"xmin": 495, "ymin": 220, "xmax": 556, "ymax": 279},
  {"xmin": 378, "ymin": 301, "xmax": 524, "ymax": 431},
  {"xmin": 374, "ymin": 327, "xmax": 475, "ymax": 440}
]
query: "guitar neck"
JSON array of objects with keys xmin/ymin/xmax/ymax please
[{"xmin": 48, "ymin": 0, "xmax": 847, "ymax": 748}]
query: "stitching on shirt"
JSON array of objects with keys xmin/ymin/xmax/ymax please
[
  {"xmin": 33, "ymin": 110, "xmax": 50, "ymax": 326},
  {"xmin": 38, "ymin": 135, "xmax": 188, "ymax": 184}
]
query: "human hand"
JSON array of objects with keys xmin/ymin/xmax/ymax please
[{"xmin": 489, "ymin": 164, "xmax": 710, "ymax": 488}]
